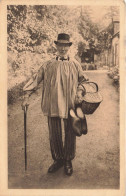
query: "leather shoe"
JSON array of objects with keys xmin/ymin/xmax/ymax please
[
  {"xmin": 48, "ymin": 160, "xmax": 64, "ymax": 173},
  {"xmin": 69, "ymin": 110, "xmax": 82, "ymax": 137},
  {"xmin": 81, "ymin": 116, "xmax": 88, "ymax": 135},
  {"xmin": 64, "ymin": 160, "xmax": 73, "ymax": 176},
  {"xmin": 76, "ymin": 107, "xmax": 88, "ymax": 135}
]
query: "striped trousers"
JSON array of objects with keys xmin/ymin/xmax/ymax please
[{"xmin": 48, "ymin": 116, "xmax": 76, "ymax": 161}]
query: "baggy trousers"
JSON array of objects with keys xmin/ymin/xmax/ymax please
[{"xmin": 48, "ymin": 116, "xmax": 76, "ymax": 161}]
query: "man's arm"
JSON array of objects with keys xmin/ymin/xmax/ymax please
[
  {"xmin": 72, "ymin": 60, "xmax": 89, "ymax": 105},
  {"xmin": 74, "ymin": 59, "xmax": 89, "ymax": 84},
  {"xmin": 22, "ymin": 66, "xmax": 44, "ymax": 108},
  {"xmin": 23, "ymin": 66, "xmax": 44, "ymax": 92}
]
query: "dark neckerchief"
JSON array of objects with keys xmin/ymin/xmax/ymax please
[{"xmin": 56, "ymin": 56, "xmax": 70, "ymax": 61}]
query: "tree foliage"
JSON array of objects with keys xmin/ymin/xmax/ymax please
[
  {"xmin": 7, "ymin": 5, "xmax": 119, "ymax": 55},
  {"xmin": 7, "ymin": 5, "xmax": 120, "ymax": 91},
  {"xmin": 77, "ymin": 6, "xmax": 119, "ymax": 56},
  {"xmin": 7, "ymin": 5, "xmax": 81, "ymax": 54}
]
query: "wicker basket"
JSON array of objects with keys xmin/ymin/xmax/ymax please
[
  {"xmin": 78, "ymin": 82, "xmax": 103, "ymax": 115},
  {"xmin": 81, "ymin": 100, "xmax": 101, "ymax": 114}
]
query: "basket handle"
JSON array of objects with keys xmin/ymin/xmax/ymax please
[{"xmin": 79, "ymin": 81, "xmax": 99, "ymax": 94}]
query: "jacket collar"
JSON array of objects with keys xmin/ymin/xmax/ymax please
[{"xmin": 56, "ymin": 56, "xmax": 70, "ymax": 61}]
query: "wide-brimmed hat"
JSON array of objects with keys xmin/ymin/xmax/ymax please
[{"xmin": 54, "ymin": 33, "xmax": 72, "ymax": 46}]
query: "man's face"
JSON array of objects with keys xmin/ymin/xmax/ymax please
[{"xmin": 56, "ymin": 43, "xmax": 70, "ymax": 57}]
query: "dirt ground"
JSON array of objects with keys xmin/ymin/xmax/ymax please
[{"xmin": 8, "ymin": 70, "xmax": 120, "ymax": 189}]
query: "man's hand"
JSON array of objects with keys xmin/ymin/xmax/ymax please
[
  {"xmin": 21, "ymin": 96, "xmax": 29, "ymax": 110},
  {"xmin": 75, "ymin": 89, "xmax": 85, "ymax": 104}
]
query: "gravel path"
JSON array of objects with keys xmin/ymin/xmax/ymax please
[{"xmin": 8, "ymin": 70, "xmax": 119, "ymax": 189}]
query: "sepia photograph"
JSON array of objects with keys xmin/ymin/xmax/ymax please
[{"xmin": 0, "ymin": 0, "xmax": 125, "ymax": 195}]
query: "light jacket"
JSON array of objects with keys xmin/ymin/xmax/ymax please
[{"xmin": 23, "ymin": 56, "xmax": 88, "ymax": 118}]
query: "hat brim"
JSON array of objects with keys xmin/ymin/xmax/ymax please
[{"xmin": 54, "ymin": 41, "xmax": 72, "ymax": 46}]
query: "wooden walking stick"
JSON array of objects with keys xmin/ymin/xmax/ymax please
[{"xmin": 24, "ymin": 104, "xmax": 29, "ymax": 171}]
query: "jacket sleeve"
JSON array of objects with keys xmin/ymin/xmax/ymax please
[{"xmin": 23, "ymin": 65, "xmax": 44, "ymax": 96}]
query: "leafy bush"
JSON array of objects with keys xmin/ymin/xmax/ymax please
[{"xmin": 107, "ymin": 65, "xmax": 119, "ymax": 84}]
